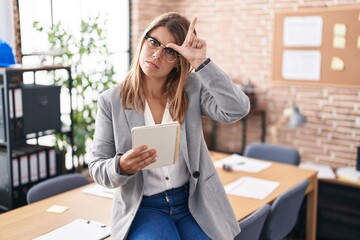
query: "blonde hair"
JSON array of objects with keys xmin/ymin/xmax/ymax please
[{"xmin": 120, "ymin": 12, "xmax": 194, "ymax": 123}]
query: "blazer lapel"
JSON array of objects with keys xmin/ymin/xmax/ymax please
[
  {"xmin": 180, "ymin": 120, "xmax": 198, "ymax": 196},
  {"xmin": 124, "ymin": 108, "xmax": 145, "ymax": 130},
  {"xmin": 180, "ymin": 121, "xmax": 190, "ymax": 168}
]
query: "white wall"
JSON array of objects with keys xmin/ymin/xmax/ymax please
[{"xmin": 0, "ymin": 0, "xmax": 15, "ymax": 47}]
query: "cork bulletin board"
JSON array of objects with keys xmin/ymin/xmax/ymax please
[{"xmin": 273, "ymin": 5, "xmax": 360, "ymax": 88}]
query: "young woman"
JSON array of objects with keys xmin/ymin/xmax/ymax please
[{"xmin": 89, "ymin": 12, "xmax": 250, "ymax": 240}]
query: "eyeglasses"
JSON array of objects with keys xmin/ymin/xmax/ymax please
[{"xmin": 144, "ymin": 35, "xmax": 179, "ymax": 63}]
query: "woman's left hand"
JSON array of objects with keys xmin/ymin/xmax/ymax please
[{"xmin": 166, "ymin": 17, "xmax": 207, "ymax": 69}]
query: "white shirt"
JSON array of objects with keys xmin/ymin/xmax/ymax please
[{"xmin": 142, "ymin": 101, "xmax": 189, "ymax": 196}]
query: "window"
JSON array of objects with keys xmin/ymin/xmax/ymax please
[
  {"xmin": 18, "ymin": 0, "xmax": 130, "ymax": 82},
  {"xmin": 17, "ymin": 0, "xmax": 130, "ymax": 170}
]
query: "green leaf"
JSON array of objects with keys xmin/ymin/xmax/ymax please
[{"xmin": 32, "ymin": 14, "xmax": 116, "ymax": 158}]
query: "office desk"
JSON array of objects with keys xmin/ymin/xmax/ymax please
[
  {"xmin": 210, "ymin": 151, "xmax": 318, "ymax": 240},
  {"xmin": 0, "ymin": 184, "xmax": 112, "ymax": 240},
  {"xmin": 0, "ymin": 152, "xmax": 317, "ymax": 240}
]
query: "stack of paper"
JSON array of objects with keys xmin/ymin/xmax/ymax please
[
  {"xmin": 336, "ymin": 167, "xmax": 360, "ymax": 182},
  {"xmin": 299, "ymin": 162, "xmax": 336, "ymax": 179},
  {"xmin": 214, "ymin": 154, "xmax": 272, "ymax": 173},
  {"xmin": 225, "ymin": 177, "xmax": 280, "ymax": 200}
]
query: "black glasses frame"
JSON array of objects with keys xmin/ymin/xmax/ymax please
[{"xmin": 144, "ymin": 34, "xmax": 179, "ymax": 63}]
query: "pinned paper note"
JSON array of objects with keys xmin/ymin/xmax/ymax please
[
  {"xmin": 333, "ymin": 23, "xmax": 347, "ymax": 36},
  {"xmin": 357, "ymin": 36, "xmax": 360, "ymax": 49},
  {"xmin": 282, "ymin": 50, "xmax": 321, "ymax": 81},
  {"xmin": 333, "ymin": 36, "xmax": 346, "ymax": 49},
  {"xmin": 283, "ymin": 16, "xmax": 323, "ymax": 47},
  {"xmin": 46, "ymin": 205, "xmax": 69, "ymax": 214},
  {"xmin": 331, "ymin": 57, "xmax": 345, "ymax": 71}
]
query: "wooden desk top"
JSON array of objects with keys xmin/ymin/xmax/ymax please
[
  {"xmin": 0, "ymin": 184, "xmax": 112, "ymax": 240},
  {"xmin": 0, "ymin": 152, "xmax": 317, "ymax": 240},
  {"xmin": 210, "ymin": 151, "xmax": 317, "ymax": 220}
]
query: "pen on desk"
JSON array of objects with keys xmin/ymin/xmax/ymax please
[{"xmin": 222, "ymin": 162, "xmax": 245, "ymax": 171}]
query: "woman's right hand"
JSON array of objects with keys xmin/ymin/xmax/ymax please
[
  {"xmin": 166, "ymin": 17, "xmax": 207, "ymax": 69},
  {"xmin": 119, "ymin": 145, "xmax": 157, "ymax": 175}
]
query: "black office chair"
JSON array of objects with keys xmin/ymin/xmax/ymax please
[
  {"xmin": 260, "ymin": 180, "xmax": 309, "ymax": 240},
  {"xmin": 235, "ymin": 204, "xmax": 271, "ymax": 240},
  {"xmin": 27, "ymin": 173, "xmax": 89, "ymax": 204},
  {"xmin": 243, "ymin": 142, "xmax": 300, "ymax": 166}
]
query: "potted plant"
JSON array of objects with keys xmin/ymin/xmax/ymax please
[{"xmin": 33, "ymin": 15, "xmax": 117, "ymax": 171}]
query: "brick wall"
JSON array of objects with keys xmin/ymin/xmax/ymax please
[
  {"xmin": 132, "ymin": 0, "xmax": 360, "ymax": 168},
  {"xmin": 12, "ymin": 0, "xmax": 22, "ymax": 63}
]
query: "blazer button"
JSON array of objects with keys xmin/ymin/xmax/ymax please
[{"xmin": 193, "ymin": 171, "xmax": 200, "ymax": 179}]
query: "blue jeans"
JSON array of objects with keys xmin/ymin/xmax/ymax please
[{"xmin": 127, "ymin": 183, "xmax": 211, "ymax": 240}]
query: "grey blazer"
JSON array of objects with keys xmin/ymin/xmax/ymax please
[{"xmin": 89, "ymin": 61, "xmax": 250, "ymax": 240}]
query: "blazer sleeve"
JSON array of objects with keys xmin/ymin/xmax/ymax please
[
  {"xmin": 88, "ymin": 92, "xmax": 134, "ymax": 189},
  {"xmin": 195, "ymin": 60, "xmax": 250, "ymax": 123}
]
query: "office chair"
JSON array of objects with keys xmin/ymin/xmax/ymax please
[
  {"xmin": 243, "ymin": 142, "xmax": 300, "ymax": 165},
  {"xmin": 235, "ymin": 204, "xmax": 271, "ymax": 240},
  {"xmin": 260, "ymin": 179, "xmax": 309, "ymax": 240},
  {"xmin": 27, "ymin": 173, "xmax": 89, "ymax": 204}
]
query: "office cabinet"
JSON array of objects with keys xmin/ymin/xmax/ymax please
[
  {"xmin": 295, "ymin": 178, "xmax": 360, "ymax": 240},
  {"xmin": 316, "ymin": 179, "xmax": 360, "ymax": 240},
  {"xmin": 22, "ymin": 84, "xmax": 62, "ymax": 134},
  {"xmin": 0, "ymin": 65, "xmax": 73, "ymax": 211}
]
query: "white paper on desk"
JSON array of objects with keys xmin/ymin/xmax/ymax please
[
  {"xmin": 336, "ymin": 167, "xmax": 360, "ymax": 182},
  {"xmin": 299, "ymin": 162, "xmax": 336, "ymax": 179},
  {"xmin": 214, "ymin": 154, "xmax": 272, "ymax": 173},
  {"xmin": 225, "ymin": 177, "xmax": 280, "ymax": 200},
  {"xmin": 33, "ymin": 219, "xmax": 110, "ymax": 240},
  {"xmin": 83, "ymin": 185, "xmax": 115, "ymax": 199}
]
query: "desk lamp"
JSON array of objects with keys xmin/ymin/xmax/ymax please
[{"xmin": 270, "ymin": 105, "xmax": 307, "ymax": 144}]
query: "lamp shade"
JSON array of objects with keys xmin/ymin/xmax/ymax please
[{"xmin": 287, "ymin": 106, "xmax": 307, "ymax": 128}]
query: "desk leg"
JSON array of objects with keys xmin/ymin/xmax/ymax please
[
  {"xmin": 261, "ymin": 111, "xmax": 266, "ymax": 142},
  {"xmin": 306, "ymin": 176, "xmax": 318, "ymax": 240}
]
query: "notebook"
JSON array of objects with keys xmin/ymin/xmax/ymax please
[
  {"xmin": 131, "ymin": 121, "xmax": 180, "ymax": 170},
  {"xmin": 33, "ymin": 219, "xmax": 110, "ymax": 240}
]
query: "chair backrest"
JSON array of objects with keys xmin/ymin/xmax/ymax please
[
  {"xmin": 243, "ymin": 143, "xmax": 300, "ymax": 165},
  {"xmin": 260, "ymin": 179, "xmax": 309, "ymax": 240},
  {"xmin": 235, "ymin": 204, "xmax": 271, "ymax": 240},
  {"xmin": 27, "ymin": 173, "xmax": 89, "ymax": 204}
]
